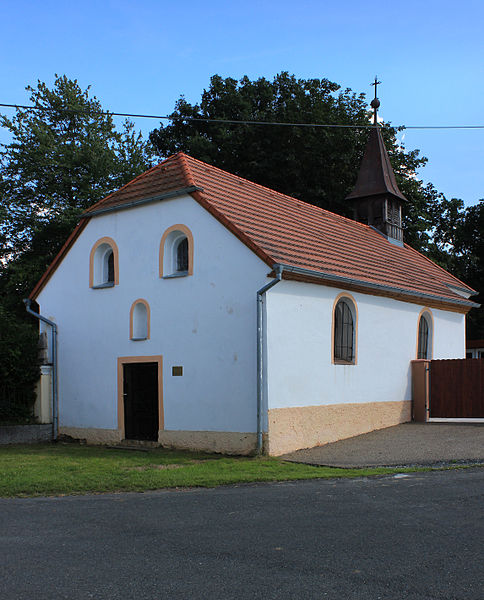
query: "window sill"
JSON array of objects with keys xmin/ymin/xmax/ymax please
[
  {"xmin": 163, "ymin": 271, "xmax": 189, "ymax": 279},
  {"xmin": 92, "ymin": 282, "xmax": 115, "ymax": 289},
  {"xmin": 334, "ymin": 359, "xmax": 356, "ymax": 366},
  {"xmin": 131, "ymin": 337, "xmax": 148, "ymax": 342}
]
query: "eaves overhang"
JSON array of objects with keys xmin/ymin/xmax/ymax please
[
  {"xmin": 273, "ymin": 263, "xmax": 480, "ymax": 312},
  {"xmin": 445, "ymin": 283, "xmax": 477, "ymax": 299},
  {"xmin": 82, "ymin": 186, "xmax": 204, "ymax": 218}
]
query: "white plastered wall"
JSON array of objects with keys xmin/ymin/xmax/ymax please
[
  {"xmin": 264, "ymin": 280, "xmax": 466, "ymax": 454},
  {"xmin": 265, "ymin": 280, "xmax": 466, "ymax": 410},
  {"xmin": 36, "ymin": 195, "xmax": 270, "ymax": 438}
]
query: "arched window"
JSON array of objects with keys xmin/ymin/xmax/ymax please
[
  {"xmin": 176, "ymin": 237, "xmax": 189, "ymax": 272},
  {"xmin": 159, "ymin": 225, "xmax": 194, "ymax": 278},
  {"xmin": 417, "ymin": 311, "xmax": 433, "ymax": 359},
  {"xmin": 106, "ymin": 250, "xmax": 115, "ymax": 283},
  {"xmin": 130, "ymin": 299, "xmax": 150, "ymax": 340},
  {"xmin": 89, "ymin": 237, "xmax": 119, "ymax": 288},
  {"xmin": 333, "ymin": 295, "xmax": 357, "ymax": 364}
]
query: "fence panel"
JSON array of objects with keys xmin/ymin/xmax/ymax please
[{"xmin": 430, "ymin": 359, "xmax": 484, "ymax": 418}]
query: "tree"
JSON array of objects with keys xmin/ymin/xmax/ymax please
[
  {"xmin": 1, "ymin": 75, "xmax": 155, "ymax": 297},
  {"xmin": 1, "ymin": 75, "xmax": 153, "ymax": 267},
  {"xmin": 150, "ymin": 72, "xmax": 483, "ymax": 335},
  {"xmin": 454, "ymin": 200, "xmax": 484, "ymax": 339},
  {"xmin": 0, "ymin": 303, "xmax": 39, "ymax": 423},
  {"xmin": 0, "ymin": 75, "xmax": 154, "ymax": 422},
  {"xmin": 423, "ymin": 196, "xmax": 484, "ymax": 339},
  {"xmin": 149, "ymin": 72, "xmax": 431, "ymax": 250}
]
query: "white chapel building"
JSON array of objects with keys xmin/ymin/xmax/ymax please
[{"xmin": 29, "ymin": 127, "xmax": 477, "ymax": 455}]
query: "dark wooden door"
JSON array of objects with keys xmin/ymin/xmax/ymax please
[
  {"xmin": 123, "ymin": 362, "xmax": 159, "ymax": 441},
  {"xmin": 430, "ymin": 359, "xmax": 484, "ymax": 418}
]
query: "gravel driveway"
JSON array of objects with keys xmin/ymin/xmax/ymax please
[{"xmin": 281, "ymin": 422, "xmax": 484, "ymax": 467}]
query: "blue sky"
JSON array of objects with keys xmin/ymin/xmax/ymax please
[{"xmin": 1, "ymin": 0, "xmax": 482, "ymax": 206}]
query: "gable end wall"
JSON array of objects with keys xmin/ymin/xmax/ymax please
[{"xmin": 36, "ymin": 194, "xmax": 270, "ymax": 447}]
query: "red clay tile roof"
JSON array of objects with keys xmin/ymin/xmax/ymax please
[{"xmin": 33, "ymin": 152, "xmax": 477, "ymax": 309}]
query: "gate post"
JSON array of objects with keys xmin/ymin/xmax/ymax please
[
  {"xmin": 411, "ymin": 360, "xmax": 430, "ymax": 422},
  {"xmin": 34, "ymin": 365, "xmax": 53, "ymax": 424}
]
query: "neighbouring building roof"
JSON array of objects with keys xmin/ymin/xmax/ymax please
[
  {"xmin": 467, "ymin": 340, "xmax": 484, "ymax": 349},
  {"xmin": 31, "ymin": 152, "xmax": 477, "ymax": 311}
]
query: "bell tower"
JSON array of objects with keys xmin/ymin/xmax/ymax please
[{"xmin": 346, "ymin": 78, "xmax": 407, "ymax": 244}]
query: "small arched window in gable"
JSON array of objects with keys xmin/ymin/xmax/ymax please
[
  {"xmin": 333, "ymin": 295, "xmax": 358, "ymax": 365},
  {"xmin": 89, "ymin": 237, "xmax": 119, "ymax": 288},
  {"xmin": 417, "ymin": 311, "xmax": 433, "ymax": 359},
  {"xmin": 106, "ymin": 250, "xmax": 115, "ymax": 283},
  {"xmin": 159, "ymin": 225, "xmax": 194, "ymax": 278},
  {"xmin": 130, "ymin": 299, "xmax": 150, "ymax": 341},
  {"xmin": 176, "ymin": 237, "xmax": 189, "ymax": 272}
]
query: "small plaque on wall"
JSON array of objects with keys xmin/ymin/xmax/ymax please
[{"xmin": 172, "ymin": 366, "xmax": 183, "ymax": 376}]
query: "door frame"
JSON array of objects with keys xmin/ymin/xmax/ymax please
[{"xmin": 117, "ymin": 355, "xmax": 164, "ymax": 439}]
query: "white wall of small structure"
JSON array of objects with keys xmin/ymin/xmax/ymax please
[
  {"xmin": 265, "ymin": 280, "xmax": 466, "ymax": 412},
  {"xmin": 36, "ymin": 194, "xmax": 270, "ymax": 439}
]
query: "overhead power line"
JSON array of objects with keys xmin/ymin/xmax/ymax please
[{"xmin": 0, "ymin": 102, "xmax": 483, "ymax": 130}]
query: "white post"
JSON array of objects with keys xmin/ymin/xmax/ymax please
[{"xmin": 34, "ymin": 365, "xmax": 53, "ymax": 424}]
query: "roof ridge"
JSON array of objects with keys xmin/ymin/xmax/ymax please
[
  {"xmin": 182, "ymin": 153, "xmax": 316, "ymax": 205},
  {"xmin": 182, "ymin": 153, "xmax": 381, "ymax": 235},
  {"xmin": 177, "ymin": 152, "xmax": 197, "ymax": 188}
]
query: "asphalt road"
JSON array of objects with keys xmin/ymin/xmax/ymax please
[{"xmin": 1, "ymin": 469, "xmax": 483, "ymax": 599}]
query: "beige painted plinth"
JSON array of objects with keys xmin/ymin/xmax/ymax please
[
  {"xmin": 58, "ymin": 427, "xmax": 255, "ymax": 454},
  {"xmin": 59, "ymin": 427, "xmax": 122, "ymax": 444},
  {"xmin": 158, "ymin": 430, "xmax": 257, "ymax": 455},
  {"xmin": 267, "ymin": 400, "xmax": 411, "ymax": 456}
]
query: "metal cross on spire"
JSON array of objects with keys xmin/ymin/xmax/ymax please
[{"xmin": 370, "ymin": 76, "xmax": 381, "ymax": 125}]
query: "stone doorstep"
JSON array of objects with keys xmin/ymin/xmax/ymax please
[
  {"xmin": 111, "ymin": 439, "xmax": 161, "ymax": 450},
  {"xmin": 57, "ymin": 435, "xmax": 161, "ymax": 450}
]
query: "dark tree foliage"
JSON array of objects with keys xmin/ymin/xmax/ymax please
[
  {"xmin": 425, "ymin": 196, "xmax": 484, "ymax": 339},
  {"xmin": 0, "ymin": 76, "xmax": 154, "ymax": 422},
  {"xmin": 453, "ymin": 200, "xmax": 484, "ymax": 339},
  {"xmin": 150, "ymin": 72, "xmax": 431, "ymax": 249},
  {"xmin": 460, "ymin": 201, "xmax": 484, "ymax": 338},
  {"xmin": 0, "ymin": 303, "xmax": 40, "ymax": 423}
]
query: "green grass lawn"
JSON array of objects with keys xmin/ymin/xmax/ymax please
[{"xmin": 0, "ymin": 443, "xmax": 416, "ymax": 498}]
